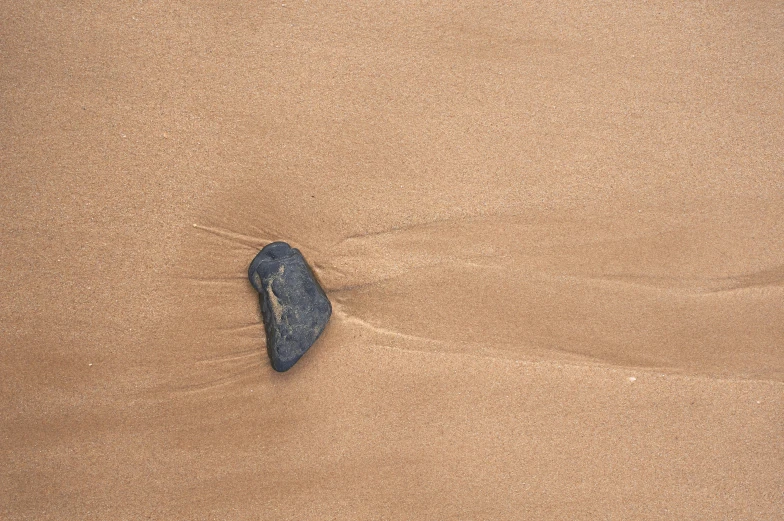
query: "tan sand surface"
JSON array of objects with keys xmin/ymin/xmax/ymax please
[{"xmin": 2, "ymin": 1, "xmax": 783, "ymax": 519}]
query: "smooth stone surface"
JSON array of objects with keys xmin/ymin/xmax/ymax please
[{"xmin": 248, "ymin": 242, "xmax": 332, "ymax": 372}]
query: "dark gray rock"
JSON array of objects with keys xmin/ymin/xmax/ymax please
[{"xmin": 248, "ymin": 242, "xmax": 332, "ymax": 372}]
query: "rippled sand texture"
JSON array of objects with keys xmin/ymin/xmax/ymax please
[{"xmin": 2, "ymin": 1, "xmax": 783, "ymax": 519}]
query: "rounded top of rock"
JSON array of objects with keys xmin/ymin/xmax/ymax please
[
  {"xmin": 259, "ymin": 241, "xmax": 295, "ymax": 259},
  {"xmin": 248, "ymin": 242, "xmax": 300, "ymax": 292}
]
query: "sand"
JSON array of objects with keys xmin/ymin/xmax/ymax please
[{"xmin": 2, "ymin": 1, "xmax": 782, "ymax": 519}]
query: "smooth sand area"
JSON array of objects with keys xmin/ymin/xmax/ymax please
[{"xmin": 2, "ymin": 2, "xmax": 782, "ymax": 519}]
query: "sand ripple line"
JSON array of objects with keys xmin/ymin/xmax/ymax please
[
  {"xmin": 174, "ymin": 367, "xmax": 260, "ymax": 395},
  {"xmin": 195, "ymin": 351, "xmax": 261, "ymax": 365},
  {"xmin": 192, "ymin": 223, "xmax": 267, "ymax": 248},
  {"xmin": 335, "ymin": 309, "xmax": 451, "ymax": 347}
]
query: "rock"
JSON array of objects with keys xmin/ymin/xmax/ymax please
[{"xmin": 248, "ymin": 242, "xmax": 332, "ymax": 372}]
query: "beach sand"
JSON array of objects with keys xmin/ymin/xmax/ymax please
[{"xmin": 2, "ymin": 1, "xmax": 782, "ymax": 519}]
